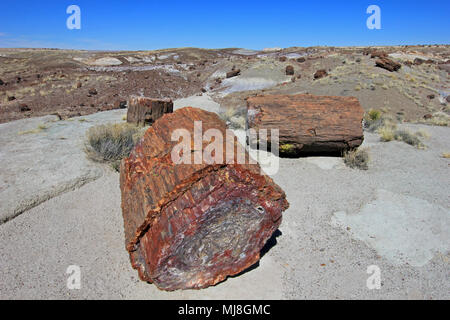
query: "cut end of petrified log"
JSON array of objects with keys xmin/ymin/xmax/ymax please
[{"xmin": 120, "ymin": 107, "xmax": 289, "ymax": 291}]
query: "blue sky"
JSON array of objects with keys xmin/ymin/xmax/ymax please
[{"xmin": 0, "ymin": 0, "xmax": 449, "ymax": 50}]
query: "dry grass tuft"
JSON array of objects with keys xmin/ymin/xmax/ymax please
[
  {"xmin": 378, "ymin": 126, "xmax": 395, "ymax": 142},
  {"xmin": 393, "ymin": 129, "xmax": 425, "ymax": 148},
  {"xmin": 18, "ymin": 124, "xmax": 49, "ymax": 135},
  {"xmin": 364, "ymin": 110, "xmax": 396, "ymax": 133},
  {"xmin": 219, "ymin": 107, "xmax": 247, "ymax": 129},
  {"xmin": 343, "ymin": 148, "xmax": 369, "ymax": 170},
  {"xmin": 84, "ymin": 123, "xmax": 146, "ymax": 171}
]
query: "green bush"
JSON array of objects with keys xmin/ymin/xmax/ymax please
[{"xmin": 368, "ymin": 109, "xmax": 381, "ymax": 121}]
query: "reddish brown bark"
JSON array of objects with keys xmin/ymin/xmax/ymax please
[
  {"xmin": 120, "ymin": 107, "xmax": 289, "ymax": 291},
  {"xmin": 375, "ymin": 57, "xmax": 401, "ymax": 72},
  {"xmin": 246, "ymin": 94, "xmax": 364, "ymax": 156},
  {"xmin": 127, "ymin": 96, "xmax": 173, "ymax": 126}
]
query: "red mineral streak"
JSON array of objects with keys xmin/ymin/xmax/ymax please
[{"xmin": 120, "ymin": 107, "xmax": 289, "ymax": 291}]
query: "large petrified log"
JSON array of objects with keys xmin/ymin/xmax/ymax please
[
  {"xmin": 120, "ymin": 107, "xmax": 289, "ymax": 291},
  {"xmin": 127, "ymin": 96, "xmax": 173, "ymax": 126},
  {"xmin": 246, "ymin": 94, "xmax": 364, "ymax": 156}
]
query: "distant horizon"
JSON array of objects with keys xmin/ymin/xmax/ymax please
[
  {"xmin": 1, "ymin": 0, "xmax": 449, "ymax": 51},
  {"xmin": 1, "ymin": 43, "xmax": 449, "ymax": 52}
]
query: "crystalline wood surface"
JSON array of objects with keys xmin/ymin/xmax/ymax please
[{"xmin": 120, "ymin": 107, "xmax": 289, "ymax": 290}]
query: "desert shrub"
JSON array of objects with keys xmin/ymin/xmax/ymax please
[
  {"xmin": 419, "ymin": 112, "xmax": 450, "ymax": 126},
  {"xmin": 84, "ymin": 123, "xmax": 145, "ymax": 170},
  {"xmin": 368, "ymin": 109, "xmax": 381, "ymax": 121},
  {"xmin": 415, "ymin": 129, "xmax": 431, "ymax": 139},
  {"xmin": 378, "ymin": 123, "xmax": 427, "ymax": 149},
  {"xmin": 279, "ymin": 143, "xmax": 297, "ymax": 157},
  {"xmin": 219, "ymin": 107, "xmax": 247, "ymax": 129},
  {"xmin": 343, "ymin": 148, "xmax": 369, "ymax": 170},
  {"xmin": 393, "ymin": 130, "xmax": 424, "ymax": 148},
  {"xmin": 378, "ymin": 126, "xmax": 395, "ymax": 142},
  {"xmin": 364, "ymin": 110, "xmax": 396, "ymax": 133}
]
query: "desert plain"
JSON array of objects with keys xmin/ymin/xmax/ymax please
[{"xmin": 0, "ymin": 45, "xmax": 449, "ymax": 299}]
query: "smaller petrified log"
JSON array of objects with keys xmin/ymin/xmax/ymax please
[
  {"xmin": 313, "ymin": 69, "xmax": 328, "ymax": 79},
  {"xmin": 370, "ymin": 51, "xmax": 388, "ymax": 59},
  {"xmin": 285, "ymin": 65, "xmax": 294, "ymax": 75},
  {"xmin": 226, "ymin": 69, "xmax": 241, "ymax": 78},
  {"xmin": 375, "ymin": 57, "xmax": 401, "ymax": 72},
  {"xmin": 246, "ymin": 94, "xmax": 364, "ymax": 157},
  {"xmin": 127, "ymin": 96, "xmax": 173, "ymax": 126}
]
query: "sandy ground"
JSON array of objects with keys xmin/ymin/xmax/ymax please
[{"xmin": 0, "ymin": 108, "xmax": 448, "ymax": 299}]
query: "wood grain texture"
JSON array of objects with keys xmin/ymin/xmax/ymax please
[
  {"xmin": 120, "ymin": 107, "xmax": 289, "ymax": 290},
  {"xmin": 127, "ymin": 96, "xmax": 173, "ymax": 126},
  {"xmin": 246, "ymin": 94, "xmax": 364, "ymax": 156}
]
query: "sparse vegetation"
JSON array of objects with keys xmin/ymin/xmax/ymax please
[
  {"xmin": 415, "ymin": 129, "xmax": 431, "ymax": 139},
  {"xmin": 419, "ymin": 112, "xmax": 450, "ymax": 127},
  {"xmin": 219, "ymin": 107, "xmax": 247, "ymax": 129},
  {"xmin": 364, "ymin": 109, "xmax": 396, "ymax": 132},
  {"xmin": 393, "ymin": 129, "xmax": 425, "ymax": 148},
  {"xmin": 378, "ymin": 126, "xmax": 395, "ymax": 142},
  {"xmin": 343, "ymin": 148, "xmax": 369, "ymax": 170},
  {"xmin": 279, "ymin": 143, "xmax": 297, "ymax": 156},
  {"xmin": 18, "ymin": 124, "xmax": 49, "ymax": 135},
  {"xmin": 368, "ymin": 109, "xmax": 381, "ymax": 121},
  {"xmin": 84, "ymin": 123, "xmax": 146, "ymax": 171}
]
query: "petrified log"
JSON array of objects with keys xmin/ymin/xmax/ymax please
[
  {"xmin": 370, "ymin": 51, "xmax": 388, "ymax": 59},
  {"xmin": 246, "ymin": 94, "xmax": 364, "ymax": 157},
  {"xmin": 226, "ymin": 69, "xmax": 241, "ymax": 78},
  {"xmin": 313, "ymin": 69, "xmax": 328, "ymax": 79},
  {"xmin": 285, "ymin": 65, "xmax": 294, "ymax": 75},
  {"xmin": 120, "ymin": 107, "xmax": 289, "ymax": 291},
  {"xmin": 375, "ymin": 57, "xmax": 401, "ymax": 72},
  {"xmin": 127, "ymin": 96, "xmax": 173, "ymax": 126}
]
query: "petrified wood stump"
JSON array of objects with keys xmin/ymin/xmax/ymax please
[
  {"xmin": 127, "ymin": 96, "xmax": 173, "ymax": 126},
  {"xmin": 246, "ymin": 94, "xmax": 364, "ymax": 156},
  {"xmin": 120, "ymin": 107, "xmax": 289, "ymax": 291}
]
